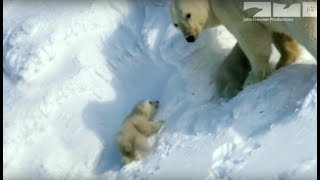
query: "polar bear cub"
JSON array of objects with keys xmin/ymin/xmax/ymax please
[
  {"xmin": 169, "ymin": 0, "xmax": 316, "ymax": 87},
  {"xmin": 116, "ymin": 100, "xmax": 164, "ymax": 165}
]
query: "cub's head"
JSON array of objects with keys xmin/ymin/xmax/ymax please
[
  {"xmin": 169, "ymin": 0, "xmax": 212, "ymax": 43},
  {"xmin": 134, "ymin": 100, "xmax": 159, "ymax": 118}
]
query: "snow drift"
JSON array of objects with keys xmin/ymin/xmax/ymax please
[{"xmin": 3, "ymin": 0, "xmax": 317, "ymax": 179}]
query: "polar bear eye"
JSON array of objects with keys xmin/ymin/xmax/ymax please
[
  {"xmin": 148, "ymin": 101, "xmax": 152, "ymax": 105},
  {"xmin": 186, "ymin": 13, "xmax": 191, "ymax": 19},
  {"xmin": 173, "ymin": 23, "xmax": 178, "ymax": 27}
]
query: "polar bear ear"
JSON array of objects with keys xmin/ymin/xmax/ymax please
[{"xmin": 135, "ymin": 103, "xmax": 149, "ymax": 117}]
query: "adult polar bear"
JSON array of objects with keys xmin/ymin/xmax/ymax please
[{"xmin": 169, "ymin": 0, "xmax": 317, "ymax": 87}]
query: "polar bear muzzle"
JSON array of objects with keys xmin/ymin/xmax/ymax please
[
  {"xmin": 186, "ymin": 35, "xmax": 195, "ymax": 43},
  {"xmin": 149, "ymin": 100, "xmax": 159, "ymax": 109}
]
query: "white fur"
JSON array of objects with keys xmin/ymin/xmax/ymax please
[
  {"xmin": 169, "ymin": 0, "xmax": 317, "ymax": 86},
  {"xmin": 116, "ymin": 100, "xmax": 164, "ymax": 165}
]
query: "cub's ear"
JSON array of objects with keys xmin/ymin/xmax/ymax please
[{"xmin": 135, "ymin": 104, "xmax": 148, "ymax": 116}]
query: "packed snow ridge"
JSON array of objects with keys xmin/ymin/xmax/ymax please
[{"xmin": 3, "ymin": 0, "xmax": 317, "ymax": 179}]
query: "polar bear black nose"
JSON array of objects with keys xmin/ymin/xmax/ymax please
[
  {"xmin": 154, "ymin": 101, "xmax": 159, "ymax": 108},
  {"xmin": 186, "ymin": 35, "xmax": 195, "ymax": 42}
]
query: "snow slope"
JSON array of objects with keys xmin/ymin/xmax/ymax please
[{"xmin": 3, "ymin": 0, "xmax": 317, "ymax": 179}]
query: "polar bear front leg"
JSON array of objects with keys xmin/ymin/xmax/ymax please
[
  {"xmin": 134, "ymin": 121, "xmax": 164, "ymax": 137},
  {"xmin": 236, "ymin": 24, "xmax": 273, "ymax": 87}
]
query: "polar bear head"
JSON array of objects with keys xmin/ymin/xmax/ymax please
[
  {"xmin": 134, "ymin": 100, "xmax": 159, "ymax": 118},
  {"xmin": 169, "ymin": 0, "xmax": 218, "ymax": 43}
]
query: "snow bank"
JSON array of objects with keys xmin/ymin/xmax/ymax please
[{"xmin": 3, "ymin": 0, "xmax": 317, "ymax": 179}]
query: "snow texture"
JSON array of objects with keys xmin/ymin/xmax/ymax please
[{"xmin": 3, "ymin": 0, "xmax": 317, "ymax": 179}]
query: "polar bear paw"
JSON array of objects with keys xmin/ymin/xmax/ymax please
[{"xmin": 243, "ymin": 69, "xmax": 272, "ymax": 87}]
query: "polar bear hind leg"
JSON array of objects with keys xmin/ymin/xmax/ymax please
[{"xmin": 272, "ymin": 32, "xmax": 301, "ymax": 69}]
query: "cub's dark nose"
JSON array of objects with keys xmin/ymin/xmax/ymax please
[
  {"xmin": 154, "ymin": 101, "xmax": 159, "ymax": 108},
  {"xmin": 186, "ymin": 35, "xmax": 195, "ymax": 42}
]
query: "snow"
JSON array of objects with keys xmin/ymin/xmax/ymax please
[{"xmin": 3, "ymin": 0, "xmax": 317, "ymax": 179}]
